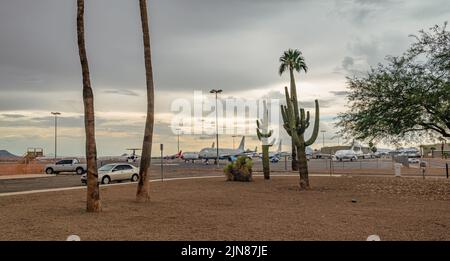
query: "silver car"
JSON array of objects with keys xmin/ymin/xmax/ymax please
[
  {"xmin": 81, "ymin": 163, "xmax": 140, "ymax": 185},
  {"xmin": 45, "ymin": 159, "xmax": 87, "ymax": 175}
]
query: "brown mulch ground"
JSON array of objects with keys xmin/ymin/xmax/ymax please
[{"xmin": 0, "ymin": 176, "xmax": 449, "ymax": 241}]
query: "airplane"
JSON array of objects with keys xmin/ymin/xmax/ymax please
[
  {"xmin": 333, "ymin": 141, "xmax": 358, "ymax": 161},
  {"xmin": 181, "ymin": 152, "xmax": 200, "ymax": 163},
  {"xmin": 178, "ymin": 142, "xmax": 216, "ymax": 164},
  {"xmin": 305, "ymin": 146, "xmax": 314, "ymax": 159},
  {"xmin": 354, "ymin": 145, "xmax": 375, "ymax": 159},
  {"xmin": 333, "ymin": 140, "xmax": 376, "ymax": 161},
  {"xmin": 164, "ymin": 150, "xmax": 183, "ymax": 160},
  {"xmin": 374, "ymin": 148, "xmax": 392, "ymax": 157},
  {"xmin": 393, "ymin": 147, "xmax": 420, "ymax": 158},
  {"xmin": 97, "ymin": 148, "xmax": 141, "ymax": 163},
  {"xmin": 244, "ymin": 146, "xmax": 258, "ymax": 158},
  {"xmin": 268, "ymin": 140, "xmax": 283, "ymax": 159},
  {"xmin": 198, "ymin": 136, "xmax": 247, "ymax": 164},
  {"xmin": 264, "ymin": 140, "xmax": 313, "ymax": 162}
]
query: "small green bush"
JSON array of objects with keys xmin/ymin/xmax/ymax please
[{"xmin": 224, "ymin": 156, "xmax": 253, "ymax": 182}]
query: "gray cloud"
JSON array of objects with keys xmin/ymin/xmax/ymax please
[
  {"xmin": 260, "ymin": 90, "xmax": 333, "ymax": 109},
  {"xmin": 103, "ymin": 89, "xmax": 140, "ymax": 97},
  {"xmin": 301, "ymin": 99, "xmax": 333, "ymax": 109},
  {"xmin": 341, "ymin": 56, "xmax": 355, "ymax": 71},
  {"xmin": 1, "ymin": 113, "xmax": 26, "ymax": 119},
  {"xmin": 1, "ymin": 0, "xmax": 448, "ymax": 155},
  {"xmin": 332, "ymin": 0, "xmax": 397, "ymax": 24},
  {"xmin": 198, "ymin": 135, "xmax": 215, "ymax": 140},
  {"xmin": 329, "ymin": 91, "xmax": 350, "ymax": 97}
]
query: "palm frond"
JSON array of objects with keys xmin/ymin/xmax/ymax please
[
  {"xmin": 279, "ymin": 48, "xmax": 308, "ymax": 74},
  {"xmin": 279, "ymin": 64, "xmax": 287, "ymax": 75}
]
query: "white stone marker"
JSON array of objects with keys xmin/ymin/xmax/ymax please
[
  {"xmin": 66, "ymin": 235, "xmax": 81, "ymax": 241},
  {"xmin": 367, "ymin": 235, "xmax": 381, "ymax": 241}
]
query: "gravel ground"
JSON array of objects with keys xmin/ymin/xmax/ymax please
[{"xmin": 0, "ymin": 175, "xmax": 449, "ymax": 241}]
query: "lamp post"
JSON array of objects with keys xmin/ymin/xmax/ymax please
[
  {"xmin": 321, "ymin": 130, "xmax": 326, "ymax": 149},
  {"xmin": 51, "ymin": 112, "xmax": 61, "ymax": 161},
  {"xmin": 210, "ymin": 89, "xmax": 222, "ymax": 166},
  {"xmin": 176, "ymin": 128, "xmax": 181, "ymax": 153},
  {"xmin": 440, "ymin": 138, "xmax": 447, "ymax": 159},
  {"xmin": 331, "ymin": 134, "xmax": 341, "ymax": 146}
]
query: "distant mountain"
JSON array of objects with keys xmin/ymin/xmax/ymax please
[{"xmin": 0, "ymin": 150, "xmax": 20, "ymax": 159}]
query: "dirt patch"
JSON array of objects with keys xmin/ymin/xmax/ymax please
[{"xmin": 0, "ymin": 176, "xmax": 449, "ymax": 240}]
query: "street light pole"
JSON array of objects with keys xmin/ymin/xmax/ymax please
[
  {"xmin": 176, "ymin": 128, "xmax": 181, "ymax": 153},
  {"xmin": 232, "ymin": 135, "xmax": 237, "ymax": 149},
  {"xmin": 51, "ymin": 112, "xmax": 61, "ymax": 162},
  {"xmin": 210, "ymin": 89, "xmax": 222, "ymax": 166},
  {"xmin": 321, "ymin": 130, "xmax": 326, "ymax": 149}
]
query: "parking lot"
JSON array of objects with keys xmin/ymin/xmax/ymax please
[{"xmin": 0, "ymin": 158, "xmax": 448, "ymax": 194}]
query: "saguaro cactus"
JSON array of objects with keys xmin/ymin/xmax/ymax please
[
  {"xmin": 281, "ymin": 86, "xmax": 320, "ymax": 189},
  {"xmin": 257, "ymin": 101, "xmax": 274, "ymax": 180}
]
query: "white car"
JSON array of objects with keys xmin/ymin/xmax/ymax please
[
  {"xmin": 45, "ymin": 159, "xmax": 87, "ymax": 175},
  {"xmin": 334, "ymin": 150, "xmax": 358, "ymax": 161},
  {"xmin": 408, "ymin": 158, "xmax": 420, "ymax": 164},
  {"xmin": 81, "ymin": 163, "xmax": 140, "ymax": 185}
]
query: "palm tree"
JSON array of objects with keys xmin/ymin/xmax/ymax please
[
  {"xmin": 136, "ymin": 0, "xmax": 155, "ymax": 202},
  {"xmin": 279, "ymin": 49, "xmax": 308, "ymax": 171},
  {"xmin": 77, "ymin": 0, "xmax": 101, "ymax": 212}
]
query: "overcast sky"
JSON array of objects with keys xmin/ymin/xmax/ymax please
[{"xmin": 0, "ymin": 0, "xmax": 449, "ymax": 156}]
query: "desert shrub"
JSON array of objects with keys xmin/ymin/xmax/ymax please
[{"xmin": 224, "ymin": 156, "xmax": 253, "ymax": 182}]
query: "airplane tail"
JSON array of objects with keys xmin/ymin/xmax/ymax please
[
  {"xmin": 277, "ymin": 139, "xmax": 282, "ymax": 152},
  {"xmin": 238, "ymin": 136, "xmax": 245, "ymax": 151},
  {"xmin": 177, "ymin": 151, "xmax": 182, "ymax": 158},
  {"xmin": 254, "ymin": 146, "xmax": 257, "ymax": 153},
  {"xmin": 211, "ymin": 142, "xmax": 215, "ymax": 148}
]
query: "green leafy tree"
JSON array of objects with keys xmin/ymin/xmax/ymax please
[
  {"xmin": 368, "ymin": 141, "xmax": 377, "ymax": 154},
  {"xmin": 279, "ymin": 49, "xmax": 308, "ymax": 171},
  {"xmin": 337, "ymin": 23, "xmax": 450, "ymax": 143}
]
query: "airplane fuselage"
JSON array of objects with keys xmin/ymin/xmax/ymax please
[{"xmin": 198, "ymin": 148, "xmax": 245, "ymax": 160}]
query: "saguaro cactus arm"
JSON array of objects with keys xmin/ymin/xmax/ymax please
[
  {"xmin": 256, "ymin": 126, "xmax": 273, "ymax": 139},
  {"xmin": 305, "ymin": 100, "xmax": 320, "ymax": 146},
  {"xmin": 281, "ymin": 86, "xmax": 320, "ymax": 148},
  {"xmin": 256, "ymin": 101, "xmax": 274, "ymax": 146}
]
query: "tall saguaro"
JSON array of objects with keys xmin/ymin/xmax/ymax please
[
  {"xmin": 136, "ymin": 0, "xmax": 155, "ymax": 202},
  {"xmin": 279, "ymin": 49, "xmax": 308, "ymax": 171},
  {"xmin": 256, "ymin": 101, "xmax": 274, "ymax": 180},
  {"xmin": 281, "ymin": 86, "xmax": 320, "ymax": 189},
  {"xmin": 77, "ymin": 0, "xmax": 101, "ymax": 212}
]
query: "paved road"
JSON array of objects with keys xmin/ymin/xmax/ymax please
[
  {"xmin": 1, "ymin": 158, "xmax": 447, "ymax": 194},
  {"xmin": 0, "ymin": 169, "xmax": 222, "ymax": 194}
]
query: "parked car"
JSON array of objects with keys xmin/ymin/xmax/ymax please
[
  {"xmin": 81, "ymin": 163, "xmax": 139, "ymax": 185},
  {"xmin": 408, "ymin": 158, "xmax": 420, "ymax": 164},
  {"xmin": 45, "ymin": 159, "xmax": 87, "ymax": 175},
  {"xmin": 333, "ymin": 150, "xmax": 358, "ymax": 161},
  {"xmin": 270, "ymin": 156, "xmax": 280, "ymax": 163}
]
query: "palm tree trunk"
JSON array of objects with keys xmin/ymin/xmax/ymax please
[
  {"xmin": 289, "ymin": 68, "xmax": 299, "ymax": 171},
  {"xmin": 297, "ymin": 143, "xmax": 310, "ymax": 190},
  {"xmin": 136, "ymin": 0, "xmax": 155, "ymax": 202},
  {"xmin": 77, "ymin": 0, "xmax": 101, "ymax": 212},
  {"xmin": 289, "ymin": 68, "xmax": 299, "ymax": 113}
]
